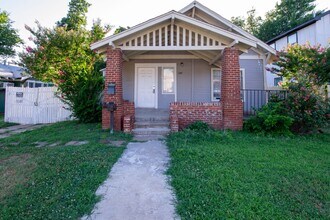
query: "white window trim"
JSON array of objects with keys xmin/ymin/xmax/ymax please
[
  {"xmin": 211, "ymin": 68, "xmax": 221, "ymax": 101},
  {"xmin": 240, "ymin": 68, "xmax": 245, "ymax": 90},
  {"xmin": 161, "ymin": 66, "xmax": 176, "ymax": 95}
]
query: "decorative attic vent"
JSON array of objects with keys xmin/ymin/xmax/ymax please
[{"xmin": 116, "ymin": 22, "xmax": 224, "ymax": 50}]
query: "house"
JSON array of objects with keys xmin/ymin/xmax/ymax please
[
  {"xmin": 266, "ymin": 10, "xmax": 330, "ymax": 88},
  {"xmin": 91, "ymin": 1, "xmax": 277, "ymax": 133}
]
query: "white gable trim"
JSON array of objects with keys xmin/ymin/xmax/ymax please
[
  {"xmin": 179, "ymin": 1, "xmax": 276, "ymax": 55},
  {"xmin": 91, "ymin": 10, "xmax": 257, "ymax": 50}
]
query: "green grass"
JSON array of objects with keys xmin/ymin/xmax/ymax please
[
  {"xmin": 167, "ymin": 130, "xmax": 330, "ymax": 219},
  {"xmin": 0, "ymin": 121, "xmax": 132, "ymax": 220},
  {"xmin": 0, "ymin": 114, "xmax": 18, "ymax": 129}
]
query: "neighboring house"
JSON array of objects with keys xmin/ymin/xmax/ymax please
[
  {"xmin": 266, "ymin": 10, "xmax": 330, "ymax": 88},
  {"xmin": 91, "ymin": 1, "xmax": 277, "ymax": 133}
]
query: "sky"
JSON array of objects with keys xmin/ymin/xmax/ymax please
[{"xmin": 0, "ymin": 0, "xmax": 329, "ymax": 57}]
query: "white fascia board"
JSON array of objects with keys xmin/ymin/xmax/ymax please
[
  {"xmin": 173, "ymin": 12, "xmax": 257, "ymax": 47},
  {"xmin": 179, "ymin": 1, "xmax": 276, "ymax": 55},
  {"xmin": 91, "ymin": 8, "xmax": 257, "ymax": 50},
  {"xmin": 91, "ymin": 11, "xmax": 175, "ymax": 50}
]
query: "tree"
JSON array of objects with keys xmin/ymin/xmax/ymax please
[
  {"xmin": 257, "ymin": 0, "xmax": 320, "ymax": 42},
  {"xmin": 114, "ymin": 26, "xmax": 130, "ymax": 35},
  {"xmin": 231, "ymin": 8, "xmax": 262, "ymax": 36},
  {"xmin": 270, "ymin": 44, "xmax": 330, "ymax": 89},
  {"xmin": 0, "ymin": 10, "xmax": 21, "ymax": 58},
  {"xmin": 20, "ymin": 0, "xmax": 110, "ymax": 123},
  {"xmin": 231, "ymin": 16, "xmax": 245, "ymax": 28},
  {"xmin": 56, "ymin": 0, "xmax": 91, "ymax": 31}
]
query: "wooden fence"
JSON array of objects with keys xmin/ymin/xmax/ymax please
[{"xmin": 5, "ymin": 87, "xmax": 72, "ymax": 124}]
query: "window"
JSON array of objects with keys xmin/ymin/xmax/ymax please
[
  {"xmin": 274, "ymin": 76, "xmax": 283, "ymax": 86},
  {"xmin": 0, "ymin": 82, "xmax": 4, "ymax": 88},
  {"xmin": 28, "ymin": 82, "xmax": 34, "ymax": 88},
  {"xmin": 211, "ymin": 68, "xmax": 245, "ymax": 101},
  {"xmin": 270, "ymin": 43, "xmax": 276, "ymax": 50},
  {"xmin": 211, "ymin": 68, "xmax": 221, "ymax": 101},
  {"xmin": 162, "ymin": 67, "xmax": 175, "ymax": 94},
  {"xmin": 240, "ymin": 69, "xmax": 245, "ymax": 89},
  {"xmin": 35, "ymin": 83, "xmax": 42, "ymax": 88},
  {"xmin": 287, "ymin": 33, "xmax": 297, "ymax": 45}
]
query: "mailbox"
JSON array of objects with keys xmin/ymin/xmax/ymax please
[
  {"xmin": 107, "ymin": 83, "xmax": 116, "ymax": 95},
  {"xmin": 102, "ymin": 102, "xmax": 117, "ymax": 111}
]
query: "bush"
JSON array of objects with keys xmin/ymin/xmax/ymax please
[
  {"xmin": 63, "ymin": 73, "xmax": 103, "ymax": 123},
  {"xmin": 244, "ymin": 98, "xmax": 293, "ymax": 135},
  {"xmin": 284, "ymin": 82, "xmax": 329, "ymax": 133},
  {"xmin": 186, "ymin": 121, "xmax": 213, "ymax": 132}
]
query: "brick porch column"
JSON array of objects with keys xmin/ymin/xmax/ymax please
[
  {"xmin": 102, "ymin": 47, "xmax": 124, "ymax": 131},
  {"xmin": 221, "ymin": 47, "xmax": 243, "ymax": 130}
]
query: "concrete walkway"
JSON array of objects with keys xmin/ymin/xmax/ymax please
[
  {"xmin": 0, "ymin": 124, "xmax": 46, "ymax": 139},
  {"xmin": 83, "ymin": 140, "xmax": 179, "ymax": 220}
]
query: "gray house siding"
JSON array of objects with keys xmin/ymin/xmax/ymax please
[
  {"xmin": 240, "ymin": 59, "xmax": 264, "ymax": 90},
  {"xmin": 122, "ymin": 58, "xmax": 265, "ymax": 109}
]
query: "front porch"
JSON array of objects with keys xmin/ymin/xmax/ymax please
[{"xmin": 101, "ymin": 46, "xmax": 243, "ymax": 133}]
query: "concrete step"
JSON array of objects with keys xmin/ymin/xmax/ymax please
[
  {"xmin": 135, "ymin": 121, "xmax": 170, "ymax": 129},
  {"xmin": 133, "ymin": 127, "xmax": 170, "ymax": 136},
  {"xmin": 133, "ymin": 134, "xmax": 166, "ymax": 141},
  {"xmin": 135, "ymin": 116, "xmax": 169, "ymax": 122}
]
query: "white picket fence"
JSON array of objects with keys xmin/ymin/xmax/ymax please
[{"xmin": 5, "ymin": 87, "xmax": 72, "ymax": 124}]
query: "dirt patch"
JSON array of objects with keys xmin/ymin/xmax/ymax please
[
  {"xmin": 100, "ymin": 139, "xmax": 125, "ymax": 147},
  {"xmin": 0, "ymin": 154, "xmax": 36, "ymax": 200},
  {"xmin": 65, "ymin": 141, "xmax": 89, "ymax": 146}
]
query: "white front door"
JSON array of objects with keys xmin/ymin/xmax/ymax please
[{"xmin": 136, "ymin": 67, "xmax": 156, "ymax": 108}]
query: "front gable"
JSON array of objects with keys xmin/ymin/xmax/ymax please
[{"xmin": 91, "ymin": 1, "xmax": 276, "ymax": 65}]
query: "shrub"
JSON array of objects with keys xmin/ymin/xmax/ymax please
[
  {"xmin": 283, "ymin": 82, "xmax": 329, "ymax": 133},
  {"xmin": 186, "ymin": 121, "xmax": 213, "ymax": 132},
  {"xmin": 61, "ymin": 71, "xmax": 103, "ymax": 123},
  {"xmin": 244, "ymin": 98, "xmax": 293, "ymax": 135}
]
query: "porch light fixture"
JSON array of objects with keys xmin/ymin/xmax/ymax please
[{"xmin": 107, "ymin": 82, "xmax": 116, "ymax": 95}]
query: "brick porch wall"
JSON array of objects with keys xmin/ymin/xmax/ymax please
[
  {"xmin": 170, "ymin": 102, "xmax": 223, "ymax": 131},
  {"xmin": 221, "ymin": 47, "xmax": 243, "ymax": 130},
  {"xmin": 102, "ymin": 48, "xmax": 124, "ymax": 130},
  {"xmin": 123, "ymin": 100, "xmax": 135, "ymax": 133}
]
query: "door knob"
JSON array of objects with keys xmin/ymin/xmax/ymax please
[{"xmin": 152, "ymin": 86, "xmax": 155, "ymax": 94}]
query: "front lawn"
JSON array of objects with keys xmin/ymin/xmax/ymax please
[
  {"xmin": 167, "ymin": 130, "xmax": 330, "ymax": 219},
  {"xmin": 0, "ymin": 114, "xmax": 18, "ymax": 128},
  {"xmin": 0, "ymin": 121, "xmax": 131, "ymax": 219}
]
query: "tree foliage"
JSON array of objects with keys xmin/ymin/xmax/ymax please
[
  {"xmin": 20, "ymin": 0, "xmax": 110, "ymax": 122},
  {"xmin": 231, "ymin": 8, "xmax": 262, "ymax": 36},
  {"xmin": 57, "ymin": 0, "xmax": 91, "ymax": 31},
  {"xmin": 113, "ymin": 26, "xmax": 130, "ymax": 35},
  {"xmin": 258, "ymin": 0, "xmax": 319, "ymax": 42},
  {"xmin": 0, "ymin": 10, "xmax": 21, "ymax": 58},
  {"xmin": 270, "ymin": 44, "xmax": 330, "ymax": 89},
  {"xmin": 232, "ymin": 0, "xmax": 322, "ymax": 42}
]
